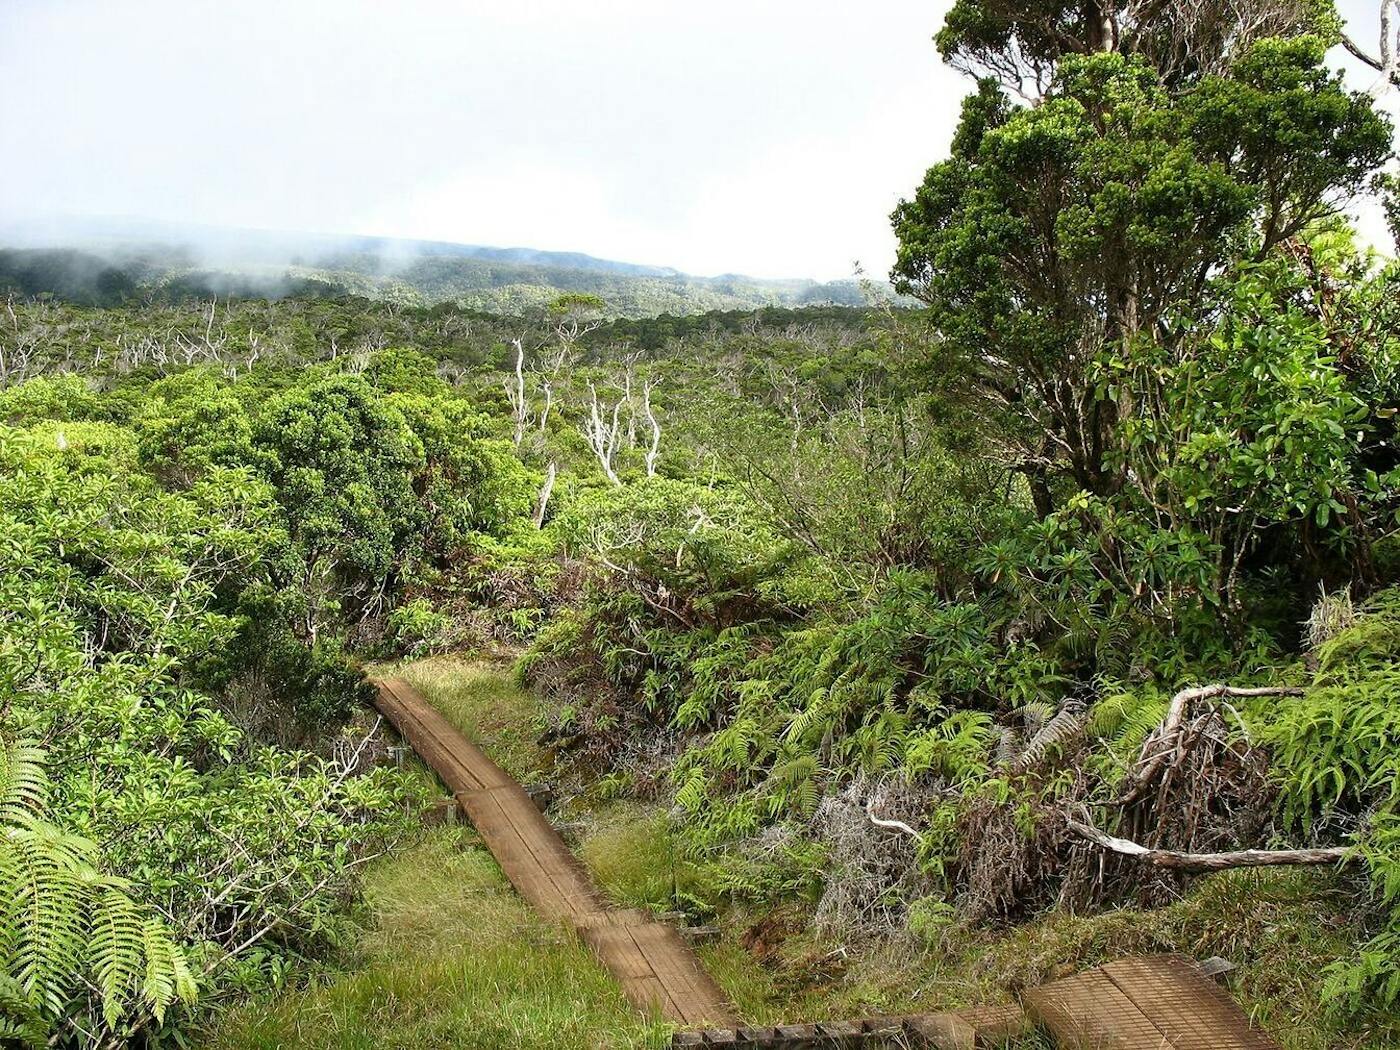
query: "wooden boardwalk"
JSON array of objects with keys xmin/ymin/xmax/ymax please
[
  {"xmin": 1024, "ymin": 955, "xmax": 1280, "ymax": 1049},
  {"xmin": 374, "ymin": 679, "xmax": 1279, "ymax": 1046},
  {"xmin": 372, "ymin": 677, "xmax": 737, "ymax": 1028}
]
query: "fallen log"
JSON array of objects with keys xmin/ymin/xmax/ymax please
[{"xmin": 1067, "ymin": 814, "xmax": 1356, "ymax": 873}]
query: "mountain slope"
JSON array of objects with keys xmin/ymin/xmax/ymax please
[{"xmin": 0, "ymin": 217, "xmax": 880, "ymax": 317}]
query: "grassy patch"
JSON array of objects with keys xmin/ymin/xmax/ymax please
[
  {"xmin": 200, "ymin": 828, "xmax": 669, "ymax": 1050},
  {"xmin": 381, "ymin": 656, "xmax": 547, "ymax": 784},
  {"xmin": 576, "ymin": 802, "xmax": 702, "ymax": 914},
  {"xmin": 964, "ymin": 868, "xmax": 1393, "ymax": 1050}
]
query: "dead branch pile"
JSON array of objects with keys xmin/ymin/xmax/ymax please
[
  {"xmin": 809, "ymin": 775, "xmax": 933, "ymax": 939},
  {"xmin": 1064, "ymin": 684, "xmax": 1307, "ymax": 907}
]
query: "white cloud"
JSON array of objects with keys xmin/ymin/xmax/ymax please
[{"xmin": 1, "ymin": 0, "xmax": 1392, "ymax": 276}]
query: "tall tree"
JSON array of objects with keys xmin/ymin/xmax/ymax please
[{"xmin": 893, "ymin": 3, "xmax": 1392, "ymax": 510}]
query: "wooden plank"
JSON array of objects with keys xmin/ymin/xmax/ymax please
[
  {"xmin": 733, "ymin": 1030, "xmax": 789, "ymax": 1047},
  {"xmin": 374, "ymin": 682, "xmax": 486, "ymax": 792},
  {"xmin": 627, "ymin": 922, "xmax": 711, "ymax": 1026},
  {"xmin": 457, "ymin": 789, "xmax": 577, "ymax": 921},
  {"xmin": 629, "ymin": 971, "xmax": 681, "ymax": 1020},
  {"xmin": 378, "ymin": 678, "xmax": 516, "ymax": 790},
  {"xmin": 628, "ymin": 921, "xmax": 734, "ymax": 1027},
  {"xmin": 488, "ymin": 784, "xmax": 603, "ymax": 919},
  {"xmin": 1102, "ymin": 957, "xmax": 1279, "ymax": 1050},
  {"xmin": 1025, "ymin": 967, "xmax": 1176, "ymax": 1049},
  {"xmin": 580, "ymin": 923, "xmax": 654, "ymax": 980},
  {"xmin": 371, "ymin": 676, "xmax": 738, "ymax": 1029},
  {"xmin": 904, "ymin": 1013, "xmax": 977, "ymax": 1049},
  {"xmin": 954, "ymin": 1002, "xmax": 1031, "ymax": 1045},
  {"xmin": 772, "ymin": 1022, "xmax": 820, "ymax": 1049},
  {"xmin": 812, "ymin": 1019, "xmax": 865, "ymax": 1047}
]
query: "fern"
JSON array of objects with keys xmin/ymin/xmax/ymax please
[
  {"xmin": 761, "ymin": 754, "xmax": 820, "ymax": 818},
  {"xmin": 0, "ymin": 736, "xmax": 198, "ymax": 1041},
  {"xmin": 1088, "ymin": 688, "xmax": 1169, "ymax": 759},
  {"xmin": 0, "ymin": 742, "xmax": 46, "ymax": 824},
  {"xmin": 0, "ymin": 976, "xmax": 44, "ymax": 1050}
]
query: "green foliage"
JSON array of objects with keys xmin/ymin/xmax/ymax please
[
  {"xmin": 1262, "ymin": 591, "xmax": 1400, "ymax": 1011},
  {"xmin": 1381, "ymin": 173, "xmax": 1400, "ymax": 250},
  {"xmin": 386, "ymin": 598, "xmax": 453, "ymax": 657},
  {"xmin": 0, "ymin": 737, "xmax": 196, "ymax": 1039},
  {"xmin": 893, "ymin": 27, "xmax": 1391, "ymax": 504},
  {"xmin": 0, "ymin": 384, "xmax": 424, "ymax": 1043}
]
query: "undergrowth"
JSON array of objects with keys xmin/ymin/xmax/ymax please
[{"xmin": 200, "ymin": 829, "xmax": 668, "ymax": 1050}]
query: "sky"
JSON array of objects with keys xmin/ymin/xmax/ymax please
[{"xmin": 0, "ymin": 0, "xmax": 1395, "ymax": 280}]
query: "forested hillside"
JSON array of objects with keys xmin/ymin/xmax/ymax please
[
  {"xmin": 4, "ymin": 1, "xmax": 1400, "ymax": 1047},
  {"xmin": 0, "ymin": 229, "xmax": 875, "ymax": 318}
]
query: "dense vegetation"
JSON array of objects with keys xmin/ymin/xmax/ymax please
[{"xmin": 4, "ymin": 1, "xmax": 1400, "ymax": 1046}]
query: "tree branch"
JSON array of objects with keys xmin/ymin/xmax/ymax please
[
  {"xmin": 1067, "ymin": 814, "xmax": 1355, "ymax": 872},
  {"xmin": 1119, "ymin": 684, "xmax": 1303, "ymax": 804}
]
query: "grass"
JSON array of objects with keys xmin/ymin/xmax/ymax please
[
  {"xmin": 200, "ymin": 828, "xmax": 669, "ymax": 1050},
  {"xmin": 380, "ymin": 655, "xmax": 547, "ymax": 784},
  {"xmin": 209, "ymin": 657, "xmax": 1390, "ymax": 1049}
]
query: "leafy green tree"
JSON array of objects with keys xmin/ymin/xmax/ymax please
[
  {"xmin": 135, "ymin": 368, "xmax": 265, "ymax": 487},
  {"xmin": 935, "ymin": 0, "xmax": 1331, "ymax": 88},
  {"xmin": 254, "ymin": 375, "xmax": 426, "ymax": 633},
  {"xmin": 1382, "ymin": 172, "xmax": 1400, "ymax": 248},
  {"xmin": 893, "ymin": 16, "xmax": 1391, "ymax": 508},
  {"xmin": 0, "ymin": 421, "xmax": 405, "ymax": 1045}
]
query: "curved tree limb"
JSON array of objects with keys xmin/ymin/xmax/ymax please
[
  {"xmin": 1066, "ymin": 813, "xmax": 1356, "ymax": 872},
  {"xmin": 1342, "ymin": 0, "xmax": 1400, "ymax": 91},
  {"xmin": 866, "ymin": 794, "xmax": 924, "ymax": 844},
  {"xmin": 1118, "ymin": 684, "xmax": 1303, "ymax": 804}
]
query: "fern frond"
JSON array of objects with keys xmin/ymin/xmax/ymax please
[
  {"xmin": 0, "ymin": 975, "xmax": 44, "ymax": 1050},
  {"xmin": 91, "ymin": 887, "xmax": 147, "ymax": 1027},
  {"xmin": 0, "ymin": 737, "xmax": 196, "ymax": 1037},
  {"xmin": 0, "ymin": 741, "xmax": 47, "ymax": 824}
]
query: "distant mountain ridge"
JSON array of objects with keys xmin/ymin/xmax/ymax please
[{"xmin": 0, "ymin": 216, "xmax": 890, "ymax": 317}]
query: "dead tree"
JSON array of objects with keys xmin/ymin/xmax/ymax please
[
  {"xmin": 1062, "ymin": 682, "xmax": 1350, "ymax": 879},
  {"xmin": 533, "ymin": 461, "xmax": 557, "ymax": 527},
  {"xmin": 504, "ymin": 338, "xmax": 528, "ymax": 447},
  {"xmin": 1116, "ymin": 683, "xmax": 1302, "ymax": 806},
  {"xmin": 1343, "ymin": 0, "xmax": 1400, "ymax": 91},
  {"xmin": 582, "ymin": 383, "xmax": 624, "ymax": 486},
  {"xmin": 539, "ymin": 376, "xmax": 554, "ymax": 434},
  {"xmin": 641, "ymin": 379, "xmax": 662, "ymax": 477}
]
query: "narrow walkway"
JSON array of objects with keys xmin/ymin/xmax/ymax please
[
  {"xmin": 372, "ymin": 676, "xmax": 737, "ymax": 1029},
  {"xmin": 1024, "ymin": 954, "xmax": 1279, "ymax": 1049}
]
